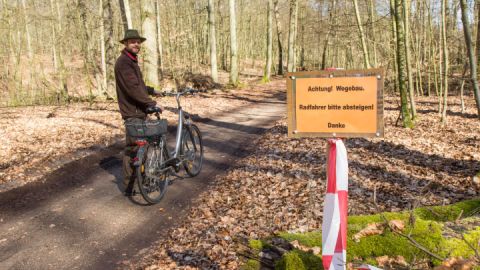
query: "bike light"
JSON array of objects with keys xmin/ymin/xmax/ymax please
[{"xmin": 135, "ymin": 140, "xmax": 147, "ymax": 146}]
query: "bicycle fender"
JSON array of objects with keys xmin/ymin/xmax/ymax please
[{"xmin": 134, "ymin": 146, "xmax": 145, "ymax": 167}]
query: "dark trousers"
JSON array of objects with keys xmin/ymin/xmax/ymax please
[{"xmin": 123, "ymin": 118, "xmax": 144, "ymax": 192}]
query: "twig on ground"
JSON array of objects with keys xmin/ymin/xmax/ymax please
[
  {"xmin": 380, "ymin": 214, "xmax": 445, "ymax": 262},
  {"xmin": 425, "ymin": 207, "xmax": 442, "ymax": 219},
  {"xmin": 397, "ymin": 231, "xmax": 445, "ymax": 261},
  {"xmin": 455, "ymin": 210, "xmax": 464, "ymax": 223},
  {"xmin": 237, "ymin": 252, "xmax": 274, "ymax": 268}
]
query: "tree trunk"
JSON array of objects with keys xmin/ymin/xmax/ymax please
[
  {"xmin": 322, "ymin": 0, "xmax": 337, "ymax": 70},
  {"xmin": 103, "ymin": 0, "xmax": 115, "ymax": 98},
  {"xmin": 440, "ymin": 0, "xmax": 449, "ymax": 124},
  {"xmin": 50, "ymin": 0, "xmax": 68, "ymax": 101},
  {"xmin": 389, "ymin": 0, "xmax": 399, "ymax": 93},
  {"xmin": 273, "ymin": 0, "xmax": 283, "ymax": 75},
  {"xmin": 394, "ymin": 0, "xmax": 413, "ymax": 128},
  {"xmin": 263, "ymin": 0, "xmax": 273, "ymax": 82},
  {"xmin": 403, "ymin": 0, "xmax": 416, "ymax": 119},
  {"xmin": 208, "ymin": 0, "xmax": 218, "ymax": 83},
  {"xmin": 367, "ymin": 0, "xmax": 377, "ymax": 67},
  {"xmin": 99, "ymin": 0, "xmax": 107, "ymax": 96},
  {"xmin": 477, "ymin": 0, "xmax": 480, "ymax": 75},
  {"xmin": 141, "ymin": 0, "xmax": 159, "ymax": 87},
  {"xmin": 229, "ymin": 0, "xmax": 238, "ymax": 86},
  {"xmin": 287, "ymin": 0, "xmax": 298, "ymax": 73},
  {"xmin": 119, "ymin": 0, "xmax": 133, "ymax": 31},
  {"xmin": 155, "ymin": 0, "xmax": 164, "ymax": 78},
  {"xmin": 460, "ymin": 0, "xmax": 480, "ymax": 118},
  {"xmin": 353, "ymin": 0, "xmax": 371, "ymax": 69},
  {"xmin": 21, "ymin": 0, "xmax": 33, "ymax": 59}
]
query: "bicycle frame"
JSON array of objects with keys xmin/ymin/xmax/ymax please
[{"xmin": 134, "ymin": 89, "xmax": 195, "ymax": 171}]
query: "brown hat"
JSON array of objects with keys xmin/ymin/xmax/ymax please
[{"xmin": 120, "ymin": 29, "xmax": 146, "ymax": 43}]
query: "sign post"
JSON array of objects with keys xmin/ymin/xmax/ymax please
[{"xmin": 286, "ymin": 69, "xmax": 384, "ymax": 270}]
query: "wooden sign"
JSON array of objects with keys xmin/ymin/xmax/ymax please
[{"xmin": 287, "ymin": 68, "xmax": 384, "ymax": 138}]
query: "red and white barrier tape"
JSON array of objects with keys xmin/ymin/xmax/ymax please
[{"xmin": 322, "ymin": 139, "xmax": 348, "ymax": 270}]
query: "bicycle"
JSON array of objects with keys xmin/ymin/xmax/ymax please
[{"xmin": 125, "ymin": 87, "xmax": 204, "ymax": 204}]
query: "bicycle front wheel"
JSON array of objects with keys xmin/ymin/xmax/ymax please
[
  {"xmin": 136, "ymin": 142, "xmax": 169, "ymax": 204},
  {"xmin": 181, "ymin": 124, "xmax": 204, "ymax": 177}
]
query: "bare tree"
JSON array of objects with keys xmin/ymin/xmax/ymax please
[
  {"xmin": 394, "ymin": 0, "xmax": 413, "ymax": 128},
  {"xmin": 353, "ymin": 0, "xmax": 371, "ymax": 68},
  {"xmin": 403, "ymin": 0, "xmax": 416, "ymax": 119},
  {"xmin": 273, "ymin": 0, "xmax": 283, "ymax": 75},
  {"xmin": 321, "ymin": 0, "xmax": 337, "ymax": 70},
  {"xmin": 460, "ymin": 0, "xmax": 480, "ymax": 118},
  {"xmin": 229, "ymin": 0, "xmax": 238, "ymax": 86},
  {"xmin": 20, "ymin": 0, "xmax": 32, "ymax": 59},
  {"xmin": 208, "ymin": 0, "xmax": 218, "ymax": 83},
  {"xmin": 155, "ymin": 0, "xmax": 164, "ymax": 78},
  {"xmin": 119, "ymin": 0, "xmax": 133, "ymax": 31},
  {"xmin": 263, "ymin": 0, "xmax": 273, "ymax": 82},
  {"xmin": 141, "ymin": 0, "xmax": 159, "ymax": 87},
  {"xmin": 440, "ymin": 0, "xmax": 449, "ymax": 124},
  {"xmin": 287, "ymin": 0, "xmax": 298, "ymax": 72},
  {"xmin": 103, "ymin": 0, "xmax": 115, "ymax": 98}
]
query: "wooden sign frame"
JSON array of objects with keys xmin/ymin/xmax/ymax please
[{"xmin": 287, "ymin": 68, "xmax": 384, "ymax": 138}]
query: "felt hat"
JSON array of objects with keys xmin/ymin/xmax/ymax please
[{"xmin": 120, "ymin": 29, "xmax": 146, "ymax": 43}]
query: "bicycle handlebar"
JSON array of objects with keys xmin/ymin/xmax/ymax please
[{"xmin": 159, "ymin": 87, "xmax": 204, "ymax": 97}]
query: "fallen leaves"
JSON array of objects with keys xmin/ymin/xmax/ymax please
[
  {"xmin": 388, "ymin": 220, "xmax": 405, "ymax": 233},
  {"xmin": 376, "ymin": 255, "xmax": 408, "ymax": 268},
  {"xmin": 434, "ymin": 257, "xmax": 477, "ymax": 270},
  {"xmin": 353, "ymin": 223, "xmax": 384, "ymax": 242},
  {"xmin": 289, "ymin": 240, "xmax": 321, "ymax": 255}
]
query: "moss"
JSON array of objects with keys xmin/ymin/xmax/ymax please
[
  {"xmin": 278, "ymin": 230, "xmax": 322, "ymax": 247},
  {"xmin": 275, "ymin": 250, "xmax": 323, "ymax": 270},
  {"xmin": 275, "ymin": 250, "xmax": 306, "ymax": 270},
  {"xmin": 272, "ymin": 200, "xmax": 480, "ymax": 268},
  {"xmin": 442, "ymin": 224, "xmax": 480, "ymax": 258},
  {"xmin": 414, "ymin": 199, "xmax": 480, "ymax": 222},
  {"xmin": 249, "ymin": 239, "xmax": 264, "ymax": 251},
  {"xmin": 241, "ymin": 259, "xmax": 261, "ymax": 270}
]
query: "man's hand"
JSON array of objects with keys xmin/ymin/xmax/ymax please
[
  {"xmin": 146, "ymin": 106, "xmax": 163, "ymax": 114},
  {"xmin": 146, "ymin": 86, "xmax": 164, "ymax": 97}
]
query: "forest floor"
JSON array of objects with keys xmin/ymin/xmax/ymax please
[
  {"xmin": 0, "ymin": 77, "xmax": 286, "ymax": 270},
  {"xmin": 136, "ymin": 91, "xmax": 480, "ymax": 269},
  {"xmin": 1, "ymin": 77, "xmax": 479, "ymax": 269},
  {"xmin": 0, "ymin": 75, "xmax": 278, "ymax": 192}
]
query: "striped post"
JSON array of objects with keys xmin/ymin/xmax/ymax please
[{"xmin": 322, "ymin": 139, "xmax": 348, "ymax": 270}]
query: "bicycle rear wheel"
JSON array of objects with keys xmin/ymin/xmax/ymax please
[
  {"xmin": 181, "ymin": 124, "xmax": 204, "ymax": 177},
  {"xmin": 136, "ymin": 141, "xmax": 169, "ymax": 204}
]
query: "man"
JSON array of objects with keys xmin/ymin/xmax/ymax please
[{"xmin": 115, "ymin": 29, "xmax": 162, "ymax": 196}]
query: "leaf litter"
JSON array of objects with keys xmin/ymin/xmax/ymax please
[
  {"xmin": 134, "ymin": 92, "xmax": 479, "ymax": 269},
  {"xmin": 1, "ymin": 79, "xmax": 479, "ymax": 269}
]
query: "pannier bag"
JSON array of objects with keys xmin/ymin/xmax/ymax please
[{"xmin": 125, "ymin": 118, "xmax": 168, "ymax": 137}]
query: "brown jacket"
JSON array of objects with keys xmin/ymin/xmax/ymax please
[{"xmin": 115, "ymin": 49, "xmax": 156, "ymax": 119}]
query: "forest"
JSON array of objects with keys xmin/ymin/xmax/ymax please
[{"xmin": 1, "ymin": 0, "xmax": 479, "ymax": 126}]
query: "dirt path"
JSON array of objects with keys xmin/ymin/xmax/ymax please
[{"xmin": 0, "ymin": 96, "xmax": 285, "ymax": 270}]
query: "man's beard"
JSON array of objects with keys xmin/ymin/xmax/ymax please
[{"xmin": 127, "ymin": 47, "xmax": 140, "ymax": 55}]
